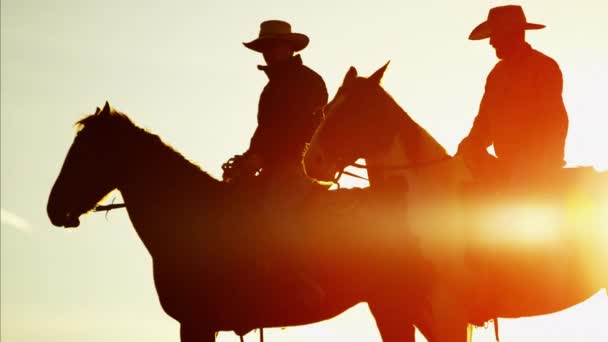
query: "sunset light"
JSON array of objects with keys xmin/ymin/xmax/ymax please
[
  {"xmin": 477, "ymin": 202, "xmax": 563, "ymax": 244},
  {"xmin": 2, "ymin": 0, "xmax": 607, "ymax": 342}
]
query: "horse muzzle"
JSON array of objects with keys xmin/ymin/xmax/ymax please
[
  {"xmin": 47, "ymin": 201, "xmax": 81, "ymax": 228},
  {"xmin": 49, "ymin": 211, "xmax": 81, "ymax": 228}
]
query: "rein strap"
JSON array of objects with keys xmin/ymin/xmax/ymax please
[
  {"xmin": 364, "ymin": 155, "xmax": 451, "ymax": 172},
  {"xmin": 94, "ymin": 203, "xmax": 126, "ymax": 212},
  {"xmin": 334, "ymin": 156, "xmax": 451, "ymax": 184}
]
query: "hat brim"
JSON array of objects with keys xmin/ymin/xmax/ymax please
[
  {"xmin": 243, "ymin": 33, "xmax": 309, "ymax": 52},
  {"xmin": 468, "ymin": 21, "xmax": 545, "ymax": 40}
]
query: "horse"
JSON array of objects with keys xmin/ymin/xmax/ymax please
[
  {"xmin": 302, "ymin": 63, "xmax": 608, "ymax": 341},
  {"xmin": 47, "ymin": 102, "xmax": 444, "ymax": 342}
]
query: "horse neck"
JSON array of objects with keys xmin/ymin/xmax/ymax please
[
  {"xmin": 116, "ymin": 128, "xmax": 221, "ymax": 255},
  {"xmin": 364, "ymin": 95, "xmax": 449, "ymax": 187}
]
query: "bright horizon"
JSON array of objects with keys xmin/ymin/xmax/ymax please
[{"xmin": 1, "ymin": 0, "xmax": 607, "ymax": 341}]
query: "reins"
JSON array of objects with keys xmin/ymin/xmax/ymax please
[
  {"xmin": 333, "ymin": 155, "xmax": 451, "ymax": 184},
  {"xmin": 93, "ymin": 197, "xmax": 126, "ymax": 217},
  {"xmin": 94, "ymin": 203, "xmax": 126, "ymax": 212},
  {"xmin": 334, "ymin": 169, "xmax": 369, "ymax": 187}
]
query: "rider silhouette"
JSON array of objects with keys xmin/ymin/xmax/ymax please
[
  {"xmin": 221, "ymin": 20, "xmax": 329, "ymax": 318},
  {"xmin": 457, "ymin": 5, "xmax": 569, "ymax": 189},
  {"xmin": 222, "ymin": 20, "xmax": 328, "ymax": 188}
]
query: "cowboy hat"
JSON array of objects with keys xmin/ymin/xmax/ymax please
[
  {"xmin": 469, "ymin": 5, "xmax": 545, "ymax": 40},
  {"xmin": 243, "ymin": 20, "xmax": 309, "ymax": 52}
]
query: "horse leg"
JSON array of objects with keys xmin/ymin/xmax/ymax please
[
  {"xmin": 424, "ymin": 285, "xmax": 470, "ymax": 342},
  {"xmin": 429, "ymin": 322, "xmax": 469, "ymax": 342},
  {"xmin": 415, "ymin": 317, "xmax": 470, "ymax": 342},
  {"xmin": 412, "ymin": 312, "xmax": 435, "ymax": 342},
  {"xmin": 180, "ymin": 323, "xmax": 216, "ymax": 342},
  {"xmin": 369, "ymin": 302, "xmax": 416, "ymax": 342}
]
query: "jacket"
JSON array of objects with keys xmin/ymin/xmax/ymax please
[
  {"xmin": 247, "ymin": 55, "xmax": 328, "ymax": 174},
  {"xmin": 459, "ymin": 43, "xmax": 569, "ymax": 175}
]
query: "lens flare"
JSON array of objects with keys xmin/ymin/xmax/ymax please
[{"xmin": 476, "ymin": 201, "xmax": 563, "ymax": 245}]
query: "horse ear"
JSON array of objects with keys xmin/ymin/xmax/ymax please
[
  {"xmin": 101, "ymin": 101, "xmax": 111, "ymax": 115},
  {"xmin": 95, "ymin": 107, "xmax": 101, "ymax": 114},
  {"xmin": 343, "ymin": 66, "xmax": 358, "ymax": 85},
  {"xmin": 369, "ymin": 61, "xmax": 390, "ymax": 84}
]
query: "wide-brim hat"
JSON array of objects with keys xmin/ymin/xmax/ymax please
[
  {"xmin": 243, "ymin": 20, "xmax": 309, "ymax": 52},
  {"xmin": 469, "ymin": 5, "xmax": 545, "ymax": 40}
]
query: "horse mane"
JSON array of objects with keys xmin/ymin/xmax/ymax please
[
  {"xmin": 375, "ymin": 85, "xmax": 449, "ymax": 163},
  {"xmin": 75, "ymin": 109, "xmax": 221, "ymax": 189}
]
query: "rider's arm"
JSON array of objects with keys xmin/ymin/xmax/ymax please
[{"xmin": 458, "ymin": 79, "xmax": 494, "ymax": 157}]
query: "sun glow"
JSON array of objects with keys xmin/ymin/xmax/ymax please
[
  {"xmin": 476, "ymin": 202, "xmax": 563, "ymax": 245},
  {"xmin": 2, "ymin": 0, "xmax": 607, "ymax": 341}
]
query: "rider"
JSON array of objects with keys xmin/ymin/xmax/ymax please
[
  {"xmin": 458, "ymin": 5, "xmax": 571, "ymax": 326},
  {"xmin": 223, "ymin": 20, "xmax": 328, "ymax": 190},
  {"xmin": 457, "ymin": 5, "xmax": 569, "ymax": 191},
  {"xmin": 221, "ymin": 19, "xmax": 329, "ymax": 315}
]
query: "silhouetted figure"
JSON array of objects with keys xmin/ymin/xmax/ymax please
[
  {"xmin": 222, "ymin": 20, "xmax": 328, "ymax": 186},
  {"xmin": 458, "ymin": 5, "xmax": 569, "ymax": 189},
  {"xmin": 219, "ymin": 21, "xmax": 330, "ymax": 325}
]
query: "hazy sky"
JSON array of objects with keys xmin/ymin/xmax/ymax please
[{"xmin": 1, "ymin": 0, "xmax": 607, "ymax": 341}]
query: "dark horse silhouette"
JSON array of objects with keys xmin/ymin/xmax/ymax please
[
  {"xmin": 303, "ymin": 63, "xmax": 608, "ymax": 341},
  {"xmin": 47, "ymin": 102, "xmax": 443, "ymax": 342}
]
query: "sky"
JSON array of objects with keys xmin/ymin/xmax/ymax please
[{"xmin": 1, "ymin": 0, "xmax": 607, "ymax": 341}]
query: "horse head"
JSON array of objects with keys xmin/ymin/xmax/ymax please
[
  {"xmin": 303, "ymin": 62, "xmax": 399, "ymax": 182},
  {"xmin": 47, "ymin": 101, "xmax": 130, "ymax": 228}
]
